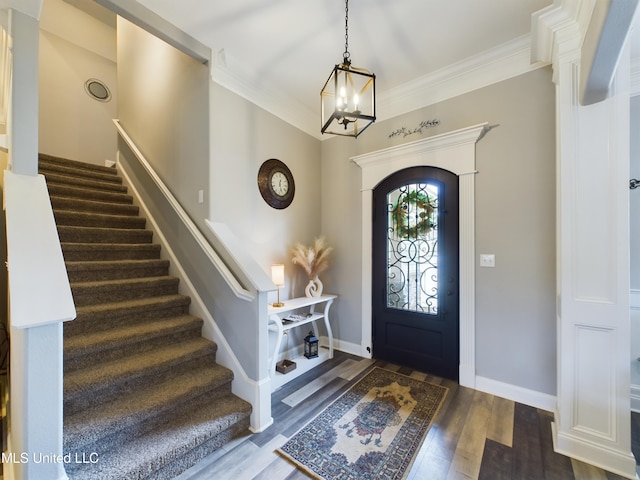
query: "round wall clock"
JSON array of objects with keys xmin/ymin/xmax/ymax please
[{"xmin": 257, "ymin": 159, "xmax": 295, "ymax": 209}]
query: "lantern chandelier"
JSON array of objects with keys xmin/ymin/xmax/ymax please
[{"xmin": 320, "ymin": 0, "xmax": 376, "ymax": 138}]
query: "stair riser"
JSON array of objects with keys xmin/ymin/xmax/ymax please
[
  {"xmin": 64, "ymin": 298, "xmax": 191, "ymax": 336},
  {"xmin": 41, "ymin": 156, "xmax": 251, "ymax": 479},
  {"xmin": 39, "ymin": 164, "xmax": 122, "ymax": 186},
  {"xmin": 65, "ymin": 377, "xmax": 234, "ymax": 455},
  {"xmin": 66, "ymin": 262, "xmax": 170, "ymax": 283},
  {"xmin": 61, "ymin": 244, "xmax": 161, "ymax": 262},
  {"xmin": 58, "ymin": 226, "xmax": 153, "ymax": 244},
  {"xmin": 47, "ymin": 184, "xmax": 133, "ymax": 204},
  {"xmin": 44, "ymin": 174, "xmax": 126, "ymax": 195},
  {"xmin": 64, "ymin": 353, "xmax": 217, "ymax": 417},
  {"xmin": 71, "ymin": 278, "xmax": 180, "ymax": 307},
  {"xmin": 51, "ymin": 197, "xmax": 139, "ymax": 216},
  {"xmin": 39, "ymin": 154, "xmax": 118, "ymax": 175},
  {"xmin": 54, "ymin": 211, "xmax": 146, "ymax": 230},
  {"xmin": 64, "ymin": 320, "xmax": 203, "ymax": 373}
]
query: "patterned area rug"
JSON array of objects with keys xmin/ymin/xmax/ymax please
[{"xmin": 278, "ymin": 367, "xmax": 448, "ymax": 480}]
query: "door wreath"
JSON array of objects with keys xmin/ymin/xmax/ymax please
[{"xmin": 391, "ymin": 190, "xmax": 434, "ymax": 238}]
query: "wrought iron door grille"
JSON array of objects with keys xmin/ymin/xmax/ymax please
[{"xmin": 386, "ymin": 182, "xmax": 439, "ymax": 314}]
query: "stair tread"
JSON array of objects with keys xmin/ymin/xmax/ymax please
[
  {"xmin": 50, "ymin": 195, "xmax": 139, "ymax": 214},
  {"xmin": 39, "ymin": 155, "xmax": 251, "ymax": 479},
  {"xmin": 74, "ymin": 293, "xmax": 191, "ymax": 316},
  {"xmin": 65, "ymin": 259, "xmax": 170, "ymax": 271},
  {"xmin": 64, "ymin": 337, "xmax": 215, "ymax": 397},
  {"xmin": 53, "ymin": 209, "xmax": 146, "ymax": 227},
  {"xmin": 62, "ymin": 242, "xmax": 161, "ymax": 251},
  {"xmin": 65, "ymin": 394, "xmax": 251, "ymax": 480},
  {"xmin": 48, "ymin": 184, "xmax": 134, "ymax": 203},
  {"xmin": 64, "ymin": 361, "xmax": 234, "ymax": 450},
  {"xmin": 64, "ymin": 259, "xmax": 171, "ymax": 282},
  {"xmin": 39, "ymin": 153, "xmax": 118, "ymax": 175},
  {"xmin": 71, "ymin": 275, "xmax": 179, "ymax": 290},
  {"xmin": 58, "ymin": 226, "xmax": 154, "ymax": 245},
  {"xmin": 41, "ymin": 164, "xmax": 122, "ymax": 182},
  {"xmin": 64, "ymin": 314, "xmax": 201, "ymax": 357},
  {"xmin": 44, "ymin": 172, "xmax": 125, "ymax": 192},
  {"xmin": 58, "ymin": 225, "xmax": 152, "ymax": 235}
]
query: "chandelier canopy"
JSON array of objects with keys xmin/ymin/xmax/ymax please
[{"xmin": 320, "ymin": 0, "xmax": 376, "ymax": 138}]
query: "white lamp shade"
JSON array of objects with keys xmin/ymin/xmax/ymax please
[{"xmin": 271, "ymin": 264, "xmax": 285, "ymax": 287}]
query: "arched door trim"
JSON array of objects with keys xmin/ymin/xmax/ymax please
[{"xmin": 353, "ymin": 123, "xmax": 488, "ymax": 387}]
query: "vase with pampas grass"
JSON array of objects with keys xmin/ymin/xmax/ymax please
[{"xmin": 291, "ymin": 237, "xmax": 332, "ymax": 297}]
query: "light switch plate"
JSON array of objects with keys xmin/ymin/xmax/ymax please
[{"xmin": 480, "ymin": 254, "xmax": 495, "ymax": 267}]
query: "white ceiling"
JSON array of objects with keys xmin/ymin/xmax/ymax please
[
  {"xmin": 134, "ymin": 0, "xmax": 553, "ymax": 136},
  {"xmin": 79, "ymin": 0, "xmax": 559, "ymax": 136}
]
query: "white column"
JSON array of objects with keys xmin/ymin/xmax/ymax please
[
  {"xmin": 4, "ymin": 8, "xmax": 70, "ymax": 480},
  {"xmin": 7, "ymin": 8, "xmax": 38, "ymax": 176},
  {"xmin": 534, "ymin": 2, "xmax": 636, "ymax": 477},
  {"xmin": 458, "ymin": 172, "xmax": 476, "ymax": 388}
]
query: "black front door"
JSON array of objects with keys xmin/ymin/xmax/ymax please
[{"xmin": 372, "ymin": 166, "xmax": 459, "ymax": 381}]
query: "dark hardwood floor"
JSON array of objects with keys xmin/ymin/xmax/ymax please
[{"xmin": 177, "ymin": 351, "xmax": 638, "ymax": 480}]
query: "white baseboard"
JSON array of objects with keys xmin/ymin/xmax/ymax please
[
  {"xmin": 329, "ymin": 338, "xmax": 369, "ymax": 358},
  {"xmin": 321, "ymin": 338, "xmax": 557, "ymax": 413},
  {"xmin": 475, "ymin": 375, "xmax": 557, "ymax": 412},
  {"xmin": 553, "ymin": 422, "xmax": 639, "ymax": 479},
  {"xmin": 323, "ymin": 338, "xmax": 557, "ymax": 413}
]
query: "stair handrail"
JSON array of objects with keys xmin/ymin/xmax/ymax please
[
  {"xmin": 0, "ymin": 25, "xmax": 10, "ymax": 144},
  {"xmin": 4, "ymin": 168, "xmax": 74, "ymax": 480},
  {"xmin": 114, "ymin": 119, "xmax": 275, "ymax": 431},
  {"xmin": 113, "ymin": 119, "xmax": 262, "ymax": 301},
  {"xmin": 4, "ymin": 169, "xmax": 76, "ymax": 327}
]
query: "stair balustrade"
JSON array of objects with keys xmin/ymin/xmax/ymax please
[
  {"xmin": 4, "ymin": 169, "xmax": 76, "ymax": 480},
  {"xmin": 114, "ymin": 119, "xmax": 276, "ymax": 433}
]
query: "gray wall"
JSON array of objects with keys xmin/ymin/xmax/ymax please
[
  {"xmin": 114, "ymin": 11, "xmax": 557, "ymax": 396},
  {"xmin": 39, "ymin": 0, "xmax": 117, "ymax": 165},
  {"xmin": 209, "ymin": 83, "xmax": 322, "ymax": 303},
  {"xmin": 320, "ymin": 67, "xmax": 557, "ymax": 395},
  {"xmin": 117, "ymin": 17, "xmax": 209, "ymax": 228}
]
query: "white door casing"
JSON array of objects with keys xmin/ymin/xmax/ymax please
[{"xmin": 353, "ymin": 123, "xmax": 488, "ymax": 388}]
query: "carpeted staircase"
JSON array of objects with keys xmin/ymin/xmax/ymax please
[{"xmin": 38, "ymin": 153, "xmax": 251, "ymax": 480}]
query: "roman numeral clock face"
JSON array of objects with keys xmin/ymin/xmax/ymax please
[{"xmin": 258, "ymin": 159, "xmax": 295, "ymax": 209}]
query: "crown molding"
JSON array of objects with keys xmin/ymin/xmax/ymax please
[
  {"xmin": 212, "ymin": 34, "xmax": 548, "ymax": 141},
  {"xmin": 211, "ymin": 49, "xmax": 319, "ymax": 139},
  {"xmin": 376, "ymin": 34, "xmax": 547, "ymax": 122}
]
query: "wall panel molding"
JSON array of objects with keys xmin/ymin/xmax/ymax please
[{"xmin": 534, "ymin": 1, "xmax": 636, "ymax": 477}]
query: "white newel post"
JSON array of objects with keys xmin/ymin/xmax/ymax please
[{"xmin": 533, "ymin": 2, "xmax": 637, "ymax": 477}]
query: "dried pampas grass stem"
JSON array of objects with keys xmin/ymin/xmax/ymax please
[{"xmin": 291, "ymin": 237, "xmax": 332, "ymax": 279}]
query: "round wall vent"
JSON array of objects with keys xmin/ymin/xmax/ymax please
[{"xmin": 84, "ymin": 78, "xmax": 111, "ymax": 102}]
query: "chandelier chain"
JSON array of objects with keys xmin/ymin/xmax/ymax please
[{"xmin": 343, "ymin": 0, "xmax": 350, "ymax": 63}]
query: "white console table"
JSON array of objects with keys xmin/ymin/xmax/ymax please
[{"xmin": 267, "ymin": 294, "xmax": 336, "ymax": 391}]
